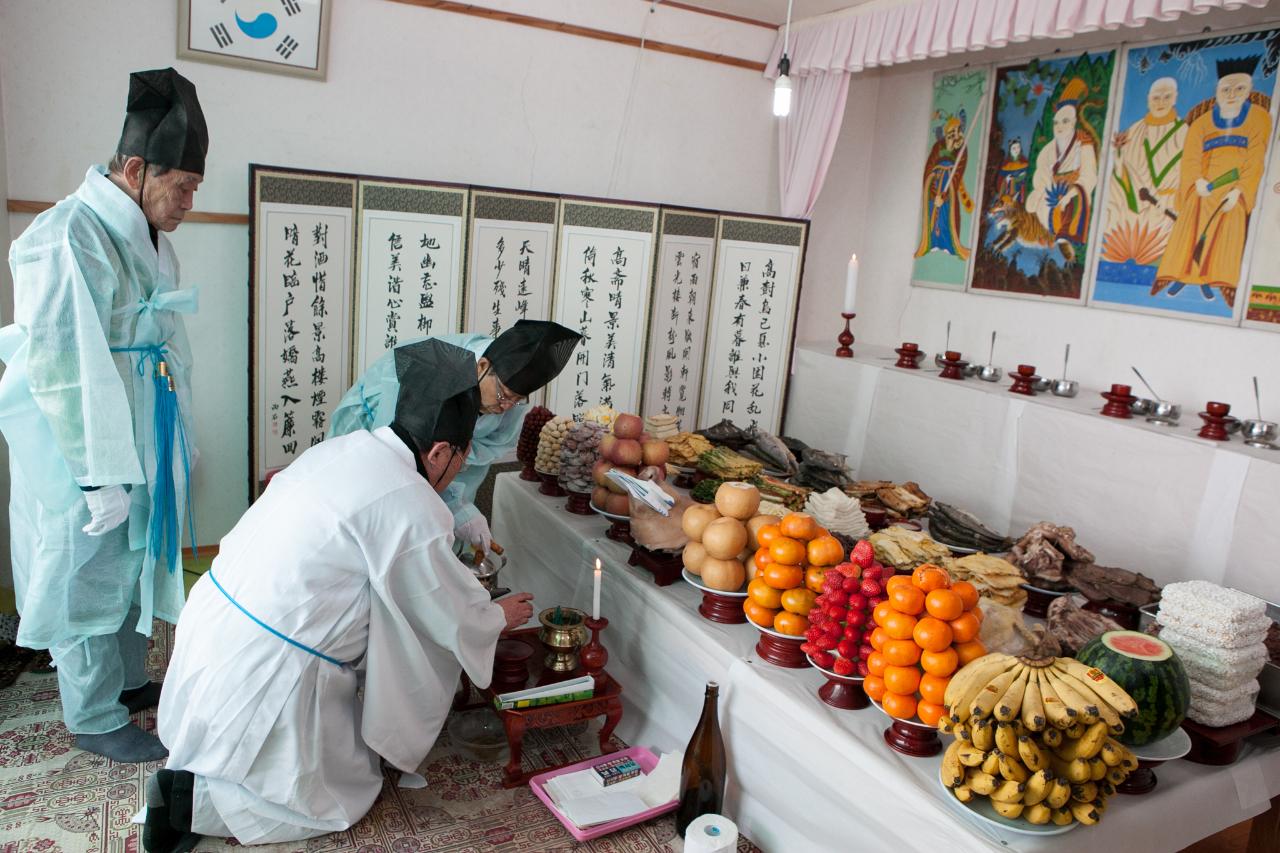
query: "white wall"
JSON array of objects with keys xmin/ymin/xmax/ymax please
[
  {"xmin": 1, "ymin": 0, "xmax": 780, "ymax": 544},
  {"xmin": 798, "ymin": 3, "xmax": 1280, "ymax": 411},
  {"xmin": 0, "ymin": 52, "xmax": 11, "ymax": 585}
]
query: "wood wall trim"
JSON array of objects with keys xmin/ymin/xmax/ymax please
[
  {"xmin": 388, "ymin": 0, "xmax": 768, "ymax": 72},
  {"xmin": 7, "ymin": 199, "xmax": 249, "ymax": 225},
  {"xmin": 647, "ymin": 1, "xmax": 779, "ymax": 30}
]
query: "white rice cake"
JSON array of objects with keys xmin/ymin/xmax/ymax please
[
  {"xmin": 1159, "ymin": 626, "xmax": 1268, "ymax": 671},
  {"xmin": 1187, "ymin": 685, "xmax": 1260, "ymax": 728},
  {"xmin": 1159, "ymin": 581, "xmax": 1266, "ymax": 624},
  {"xmin": 1177, "ymin": 650, "xmax": 1266, "ymax": 691},
  {"xmin": 1156, "ymin": 605, "xmax": 1272, "ymax": 649},
  {"xmin": 1188, "ymin": 676, "xmax": 1259, "ymax": 707}
]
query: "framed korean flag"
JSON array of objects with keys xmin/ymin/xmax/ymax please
[{"xmin": 178, "ymin": 0, "xmax": 332, "ymax": 80}]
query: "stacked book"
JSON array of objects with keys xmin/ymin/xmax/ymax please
[{"xmin": 494, "ymin": 675, "xmax": 594, "ymax": 711}]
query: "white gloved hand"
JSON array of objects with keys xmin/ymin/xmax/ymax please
[
  {"xmin": 454, "ymin": 515, "xmax": 493, "ymax": 550},
  {"xmin": 82, "ymin": 486, "xmax": 130, "ymax": 536}
]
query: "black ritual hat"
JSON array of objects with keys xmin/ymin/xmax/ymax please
[
  {"xmin": 116, "ymin": 68, "xmax": 209, "ymax": 175},
  {"xmin": 393, "ymin": 340, "xmax": 482, "ymax": 450},
  {"xmin": 484, "ymin": 320, "xmax": 583, "ymax": 396}
]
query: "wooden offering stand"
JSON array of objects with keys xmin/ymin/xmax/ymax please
[
  {"xmin": 808, "ymin": 657, "xmax": 868, "ymax": 710},
  {"xmin": 939, "ymin": 351, "xmax": 968, "ymax": 380},
  {"xmin": 1101, "ymin": 384, "xmax": 1137, "ymax": 419},
  {"xmin": 455, "ymin": 627, "xmax": 623, "ymax": 788},
  {"xmin": 880, "ymin": 712, "xmax": 942, "ymax": 757},
  {"xmin": 1008, "ymin": 364, "xmax": 1041, "ymax": 396},
  {"xmin": 699, "ymin": 591, "xmax": 747, "ymax": 624},
  {"xmin": 564, "ymin": 490, "xmax": 594, "ymax": 516},
  {"xmin": 1182, "ymin": 710, "xmax": 1280, "ymax": 766},
  {"xmin": 752, "ymin": 621, "xmax": 808, "ymax": 668},
  {"xmin": 604, "ymin": 517, "xmax": 633, "ymax": 544},
  {"xmin": 628, "ymin": 544, "xmax": 683, "ymax": 586},
  {"xmin": 519, "ymin": 460, "xmax": 540, "ymax": 482},
  {"xmin": 1198, "ymin": 401, "xmax": 1232, "ymax": 441},
  {"xmin": 579, "ymin": 617, "xmax": 609, "ymax": 689},
  {"xmin": 894, "ymin": 342, "xmax": 924, "ymax": 369},
  {"xmin": 538, "ymin": 471, "xmax": 566, "ymax": 497},
  {"xmin": 672, "ymin": 467, "xmax": 697, "ymax": 489},
  {"xmin": 836, "ymin": 312, "xmax": 855, "ymax": 358}
]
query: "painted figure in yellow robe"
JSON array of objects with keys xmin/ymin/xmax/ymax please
[
  {"xmin": 1107, "ymin": 77, "xmax": 1186, "ymax": 253},
  {"xmin": 997, "ymin": 138, "xmax": 1029, "ymax": 204},
  {"xmin": 1154, "ymin": 57, "xmax": 1271, "ymax": 305},
  {"xmin": 1027, "ymin": 78, "xmax": 1099, "ymax": 245},
  {"xmin": 915, "ymin": 114, "xmax": 973, "ymax": 260}
]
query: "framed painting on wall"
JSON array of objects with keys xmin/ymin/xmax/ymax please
[
  {"xmin": 910, "ymin": 67, "xmax": 992, "ymax": 290},
  {"xmin": 1089, "ymin": 27, "xmax": 1280, "ymax": 324},
  {"xmin": 970, "ymin": 51, "xmax": 1118, "ymax": 303},
  {"xmin": 177, "ymin": 0, "xmax": 331, "ymax": 80},
  {"xmin": 1245, "ymin": 132, "xmax": 1280, "ymax": 329}
]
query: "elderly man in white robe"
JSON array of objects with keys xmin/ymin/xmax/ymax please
[{"xmin": 144, "ymin": 340, "xmax": 535, "ymax": 852}]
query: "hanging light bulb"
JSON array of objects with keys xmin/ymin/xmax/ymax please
[
  {"xmin": 773, "ymin": 55, "xmax": 792, "ymax": 117},
  {"xmin": 773, "ymin": 0, "xmax": 794, "ymax": 117}
]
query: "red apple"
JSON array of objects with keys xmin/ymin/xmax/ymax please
[
  {"xmin": 604, "ymin": 493, "xmax": 630, "ymax": 516},
  {"xmin": 591, "ymin": 486, "xmax": 611, "ymax": 509},
  {"xmin": 599, "ymin": 433, "xmax": 618, "ymax": 460},
  {"xmin": 611, "ymin": 438, "xmax": 642, "ymax": 466},
  {"xmin": 613, "ymin": 413, "xmax": 643, "ymax": 440},
  {"xmin": 641, "ymin": 440, "xmax": 670, "ymax": 467},
  {"xmin": 592, "ymin": 459, "xmax": 614, "ymax": 488}
]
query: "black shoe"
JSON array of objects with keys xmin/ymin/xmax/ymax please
[
  {"xmin": 120, "ymin": 682, "xmax": 164, "ymax": 714},
  {"xmin": 1200, "ymin": 285, "xmax": 1216, "ymax": 301},
  {"xmin": 1167, "ymin": 282, "xmax": 1186, "ymax": 296},
  {"xmin": 143, "ymin": 769, "xmax": 201, "ymax": 853}
]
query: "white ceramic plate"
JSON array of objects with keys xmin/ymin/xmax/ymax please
[
  {"xmin": 868, "ymin": 697, "xmax": 933, "ymax": 733},
  {"xmin": 746, "ymin": 615, "xmax": 805, "ymax": 641},
  {"xmin": 806, "ymin": 654, "xmax": 864, "ymax": 683},
  {"xmin": 589, "ymin": 503, "xmax": 630, "ymax": 523},
  {"xmin": 1020, "ymin": 582, "xmax": 1075, "ymax": 596},
  {"xmin": 935, "ymin": 774, "xmax": 1081, "ymax": 836},
  {"xmin": 1129, "ymin": 726, "xmax": 1192, "ymax": 763},
  {"xmin": 681, "ymin": 568, "xmax": 748, "ymax": 597}
]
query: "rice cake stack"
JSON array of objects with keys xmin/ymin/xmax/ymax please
[
  {"xmin": 946, "ymin": 553, "xmax": 1027, "ymax": 609},
  {"xmin": 1157, "ymin": 580, "xmax": 1269, "ymax": 727},
  {"xmin": 644, "ymin": 413, "xmax": 680, "ymax": 441}
]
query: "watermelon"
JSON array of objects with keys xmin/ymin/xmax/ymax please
[{"xmin": 1076, "ymin": 630, "xmax": 1190, "ymax": 747}]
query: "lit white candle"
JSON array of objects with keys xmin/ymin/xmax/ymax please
[
  {"xmin": 592, "ymin": 558, "xmax": 602, "ymax": 619},
  {"xmin": 843, "ymin": 254, "xmax": 859, "ymax": 315}
]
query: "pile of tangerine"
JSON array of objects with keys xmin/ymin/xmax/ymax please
[{"xmin": 863, "ymin": 563, "xmax": 986, "ymax": 725}]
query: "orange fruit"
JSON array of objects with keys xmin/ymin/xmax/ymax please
[
  {"xmin": 866, "ymin": 650, "xmax": 888, "ymax": 677},
  {"xmin": 972, "ymin": 604, "xmax": 985, "ymax": 623},
  {"xmin": 781, "ymin": 587, "xmax": 817, "ymax": 615},
  {"xmin": 882, "ymin": 611, "xmax": 917, "ymax": 641},
  {"xmin": 954, "ymin": 640, "xmax": 988, "ymax": 666},
  {"xmin": 743, "ymin": 600, "xmax": 777, "ymax": 628},
  {"xmin": 913, "ymin": 616, "xmax": 954, "ymax": 652},
  {"xmin": 872, "ymin": 601, "xmax": 896, "ymax": 628},
  {"xmin": 762, "ymin": 562, "xmax": 804, "ymax": 590},
  {"xmin": 769, "ymin": 537, "xmax": 806, "ymax": 566},
  {"xmin": 885, "ymin": 574, "xmax": 914, "ymax": 594},
  {"xmin": 883, "ymin": 664, "xmax": 921, "ymax": 696},
  {"xmin": 774, "ymin": 611, "xmax": 809, "ymax": 636},
  {"xmin": 806, "ymin": 535, "xmax": 844, "ymax": 567},
  {"xmin": 912, "ymin": 564, "xmax": 951, "ymax": 592},
  {"xmin": 951, "ymin": 580, "xmax": 979, "ymax": 611},
  {"xmin": 889, "ymin": 585, "xmax": 925, "ymax": 616},
  {"xmin": 925, "ymin": 588, "xmax": 964, "ymax": 621},
  {"xmin": 869, "ymin": 627, "xmax": 891, "ymax": 651},
  {"xmin": 864, "ymin": 675, "xmax": 887, "ymax": 702},
  {"xmin": 756, "ymin": 524, "xmax": 782, "ymax": 547},
  {"xmin": 747, "ymin": 578, "xmax": 783, "ymax": 609},
  {"xmin": 948, "ymin": 611, "xmax": 981, "ymax": 644},
  {"xmin": 920, "ymin": 647, "xmax": 959, "ymax": 677},
  {"xmin": 882, "ymin": 690, "xmax": 919, "ymax": 720},
  {"xmin": 916, "ymin": 700, "xmax": 946, "ymax": 727},
  {"xmin": 919, "ymin": 672, "xmax": 950, "ymax": 705},
  {"xmin": 882, "ymin": 639, "xmax": 922, "ymax": 667},
  {"xmin": 753, "ymin": 547, "xmax": 771, "ymax": 573},
  {"xmin": 805, "ymin": 567, "xmax": 827, "ymax": 593},
  {"xmin": 780, "ymin": 512, "xmax": 819, "ymax": 541}
]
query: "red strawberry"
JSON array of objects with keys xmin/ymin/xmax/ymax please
[
  {"xmin": 800, "ymin": 642, "xmax": 816, "ymax": 655},
  {"xmin": 869, "ymin": 595, "xmax": 886, "ymax": 606},
  {"xmin": 856, "ymin": 659, "xmax": 870, "ymax": 677},
  {"xmin": 833, "ymin": 561, "xmax": 858, "ymax": 578},
  {"xmin": 824, "ymin": 590, "xmax": 849, "ymax": 608},
  {"xmin": 815, "ymin": 635, "xmax": 837, "ymax": 651},
  {"xmin": 808, "ymin": 608, "xmax": 827, "ymax": 626},
  {"xmin": 826, "ymin": 605, "xmax": 846, "ymax": 621},
  {"xmin": 804, "ymin": 627, "xmax": 822, "ymax": 642},
  {"xmin": 860, "ymin": 579, "xmax": 881, "ymax": 598},
  {"xmin": 843, "ymin": 623, "xmax": 861, "ymax": 640},
  {"xmin": 836, "ymin": 639, "xmax": 858, "ymax": 659},
  {"xmin": 846, "ymin": 593, "xmax": 868, "ymax": 611},
  {"xmin": 812, "ymin": 651, "xmax": 836, "ymax": 670},
  {"xmin": 833, "ymin": 657, "xmax": 856, "ymax": 676},
  {"xmin": 859, "ymin": 643, "xmax": 876, "ymax": 659},
  {"xmin": 862, "ymin": 564, "xmax": 884, "ymax": 582},
  {"xmin": 851, "ymin": 540, "xmax": 875, "ymax": 568},
  {"xmin": 845, "ymin": 609, "xmax": 867, "ymax": 629},
  {"xmin": 823, "ymin": 621, "xmax": 843, "ymax": 641}
]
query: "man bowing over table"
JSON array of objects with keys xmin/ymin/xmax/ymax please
[
  {"xmin": 145, "ymin": 340, "xmax": 536, "ymax": 851},
  {"xmin": 329, "ymin": 319, "xmax": 582, "ymax": 552}
]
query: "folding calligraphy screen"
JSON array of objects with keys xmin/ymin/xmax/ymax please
[
  {"xmin": 465, "ymin": 189, "xmax": 559, "ymax": 339},
  {"xmin": 642, "ymin": 208, "xmax": 718, "ymax": 428},
  {"xmin": 249, "ymin": 166, "xmax": 357, "ymax": 494},
  {"xmin": 700, "ymin": 216, "xmax": 806, "ymax": 434},
  {"xmin": 353, "ymin": 180, "xmax": 468, "ymax": 373},
  {"xmin": 546, "ymin": 200, "xmax": 658, "ymax": 419}
]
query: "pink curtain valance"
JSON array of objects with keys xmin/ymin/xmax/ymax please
[{"xmin": 765, "ymin": 0, "xmax": 1270, "ymax": 78}]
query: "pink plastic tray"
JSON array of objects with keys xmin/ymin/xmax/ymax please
[{"xmin": 528, "ymin": 746, "xmax": 677, "ymax": 841}]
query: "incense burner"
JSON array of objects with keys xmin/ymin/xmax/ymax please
[{"xmin": 538, "ymin": 607, "xmax": 588, "ymax": 673}]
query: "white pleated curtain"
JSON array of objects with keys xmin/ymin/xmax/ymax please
[{"xmin": 771, "ymin": 0, "xmax": 1269, "ymax": 218}]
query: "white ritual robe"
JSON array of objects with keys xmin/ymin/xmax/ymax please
[{"xmin": 157, "ymin": 427, "xmax": 506, "ymax": 844}]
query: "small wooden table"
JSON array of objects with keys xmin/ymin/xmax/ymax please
[{"xmin": 455, "ymin": 628, "xmax": 624, "ymax": 787}]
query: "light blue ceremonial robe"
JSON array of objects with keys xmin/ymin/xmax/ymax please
[{"xmin": 328, "ymin": 333, "xmax": 527, "ymax": 528}]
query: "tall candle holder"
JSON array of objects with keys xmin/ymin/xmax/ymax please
[
  {"xmin": 579, "ymin": 617, "xmax": 609, "ymax": 689},
  {"xmin": 835, "ymin": 312, "xmax": 855, "ymax": 358}
]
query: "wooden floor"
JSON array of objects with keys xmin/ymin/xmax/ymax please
[{"xmin": 1181, "ymin": 819, "xmax": 1250, "ymax": 852}]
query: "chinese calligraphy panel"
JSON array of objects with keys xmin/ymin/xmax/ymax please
[{"xmin": 466, "ymin": 190, "xmax": 558, "ymax": 340}]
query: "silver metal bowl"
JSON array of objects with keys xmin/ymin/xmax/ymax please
[
  {"xmin": 1225, "ymin": 416, "xmax": 1242, "ymax": 435},
  {"xmin": 1051, "ymin": 379, "xmax": 1079, "ymax": 397},
  {"xmin": 964, "ymin": 362, "xmax": 982, "ymax": 377},
  {"xmin": 1243, "ymin": 419, "xmax": 1278, "ymax": 442},
  {"xmin": 934, "ymin": 353, "xmax": 947, "ymax": 369},
  {"xmin": 1130, "ymin": 398, "xmax": 1155, "ymax": 416},
  {"xmin": 977, "ymin": 364, "xmax": 1002, "ymax": 382},
  {"xmin": 1149, "ymin": 401, "xmax": 1181, "ymax": 421},
  {"xmin": 1031, "ymin": 377, "xmax": 1052, "ymax": 393}
]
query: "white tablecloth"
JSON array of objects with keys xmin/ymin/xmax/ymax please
[{"xmin": 491, "ymin": 473, "xmax": 1280, "ymax": 852}]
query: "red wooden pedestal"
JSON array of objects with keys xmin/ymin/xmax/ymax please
[
  {"xmin": 673, "ymin": 470, "xmax": 697, "ymax": 489},
  {"xmin": 519, "ymin": 462, "xmax": 540, "ymax": 482},
  {"xmin": 492, "ymin": 639, "xmax": 534, "ymax": 694},
  {"xmin": 1117, "ymin": 761, "xmax": 1159, "ymax": 795},
  {"xmin": 1101, "ymin": 384, "xmax": 1136, "ymax": 419},
  {"xmin": 564, "ymin": 490, "xmax": 593, "ymax": 515},
  {"xmin": 580, "ymin": 617, "xmax": 609, "ymax": 691},
  {"xmin": 1198, "ymin": 403, "xmax": 1232, "ymax": 441},
  {"xmin": 1008, "ymin": 364, "xmax": 1040, "ymax": 395},
  {"xmin": 836, "ymin": 313, "xmax": 855, "ymax": 358},
  {"xmin": 894, "ymin": 343, "xmax": 924, "ymax": 369},
  {"xmin": 814, "ymin": 670, "xmax": 868, "ymax": 710},
  {"xmin": 628, "ymin": 545, "xmax": 683, "ymax": 586},
  {"xmin": 698, "ymin": 590, "xmax": 748, "ymax": 624},
  {"xmin": 538, "ymin": 472, "xmax": 566, "ymax": 497},
  {"xmin": 939, "ymin": 351, "xmax": 967, "ymax": 380},
  {"xmin": 605, "ymin": 517, "xmax": 633, "ymax": 544},
  {"xmin": 754, "ymin": 629, "xmax": 808, "ymax": 668},
  {"xmin": 882, "ymin": 718, "xmax": 942, "ymax": 757},
  {"xmin": 1182, "ymin": 711, "xmax": 1280, "ymax": 765}
]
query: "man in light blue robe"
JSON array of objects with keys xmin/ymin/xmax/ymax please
[
  {"xmin": 329, "ymin": 320, "xmax": 581, "ymax": 549},
  {"xmin": 0, "ymin": 68, "xmax": 207, "ymax": 762}
]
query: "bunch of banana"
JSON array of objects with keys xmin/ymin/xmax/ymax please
[{"xmin": 939, "ymin": 651, "xmax": 1141, "ymax": 828}]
